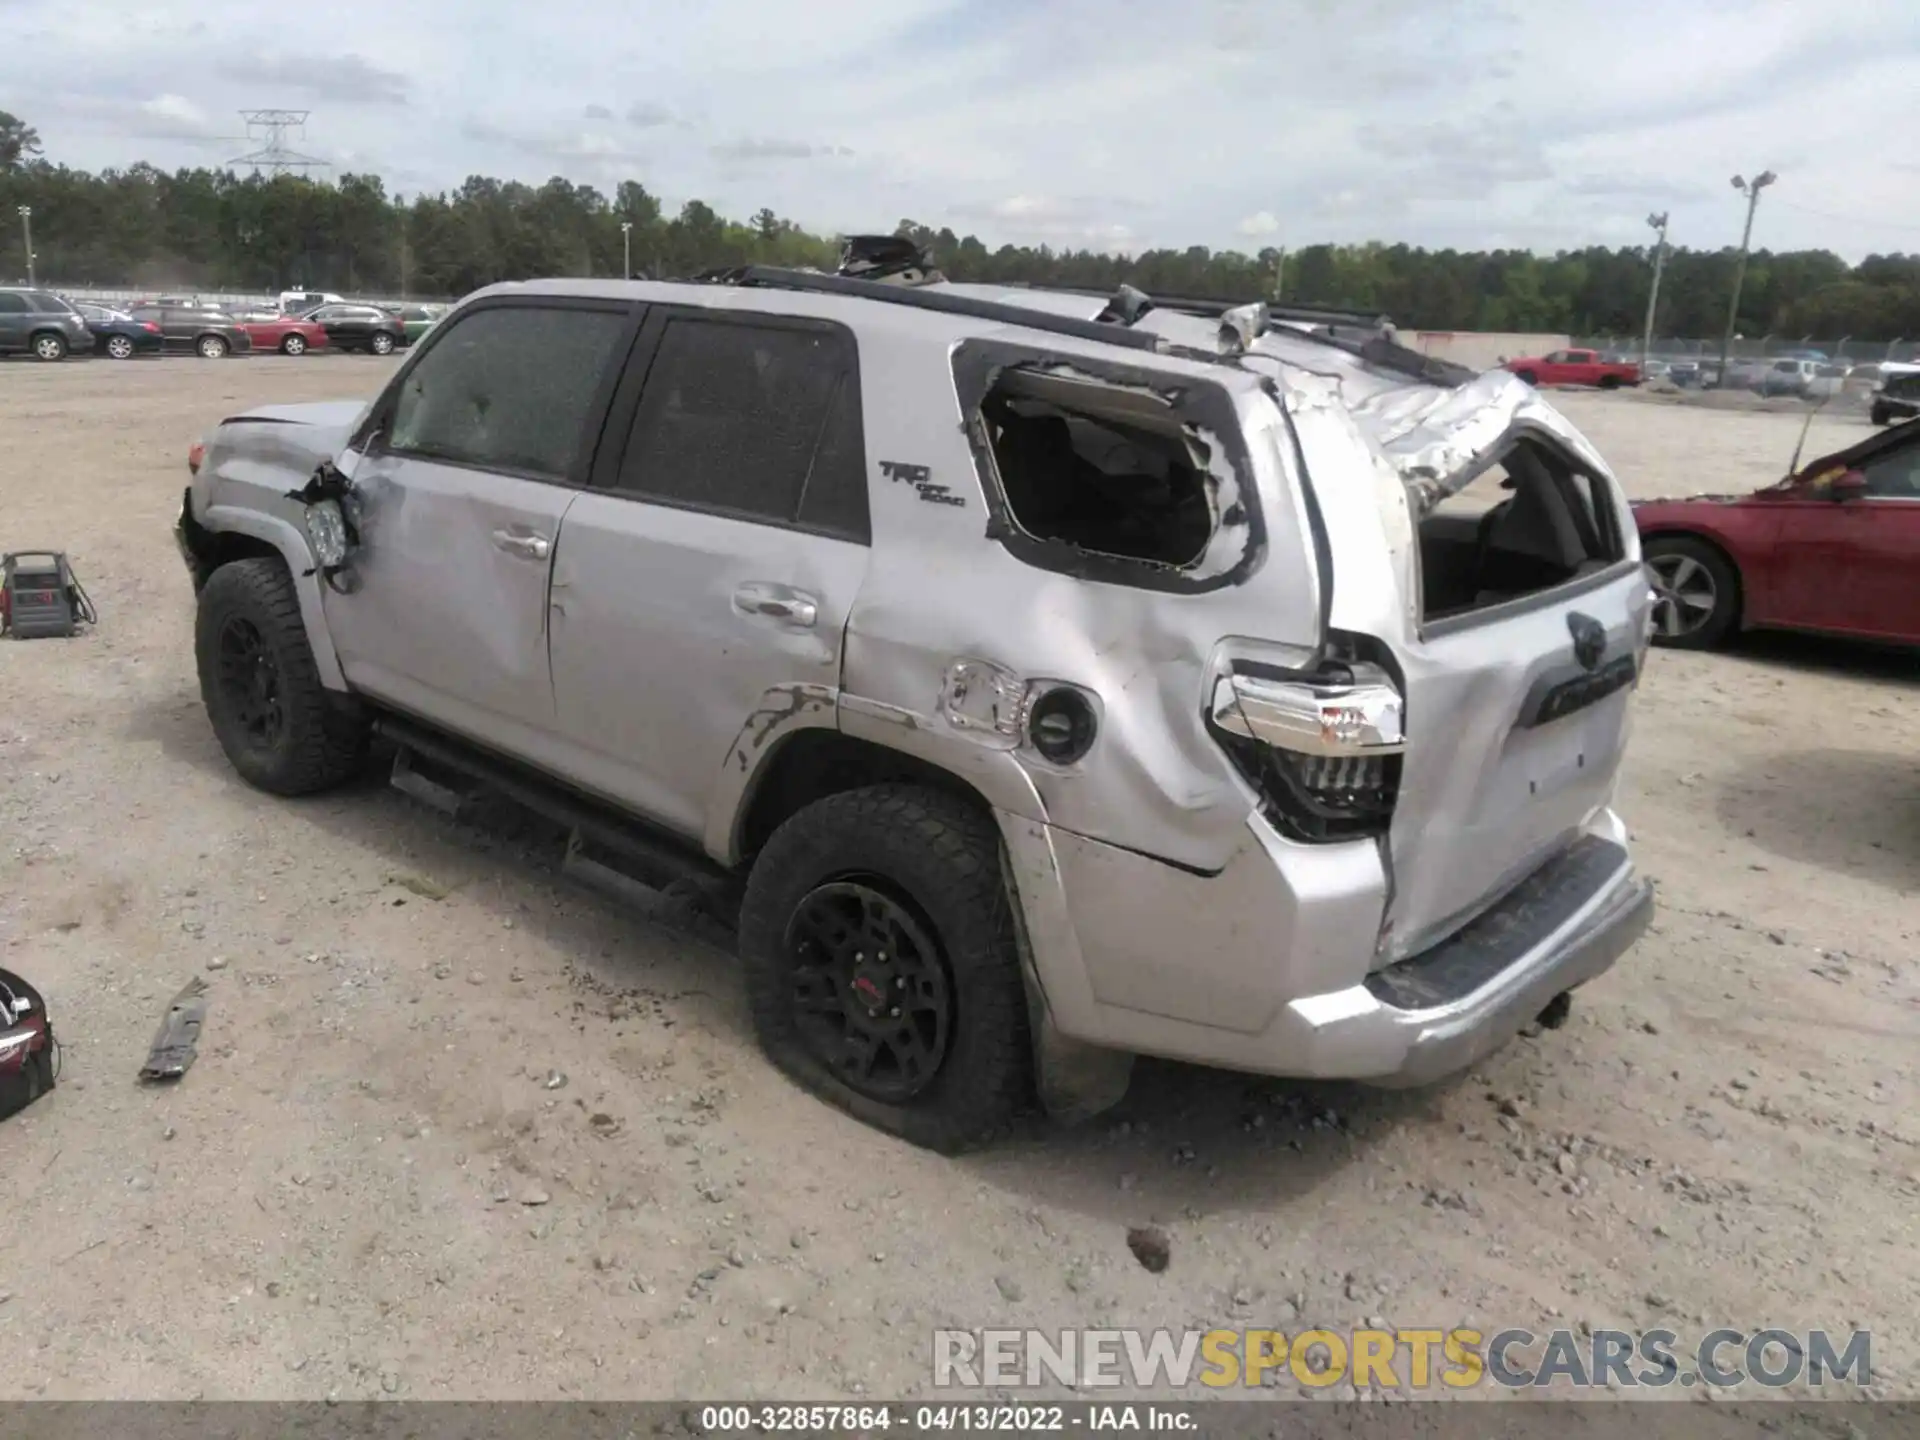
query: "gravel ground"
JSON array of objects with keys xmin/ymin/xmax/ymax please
[{"xmin": 0, "ymin": 356, "xmax": 1914, "ymax": 1403}]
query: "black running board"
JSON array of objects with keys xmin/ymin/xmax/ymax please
[{"xmin": 374, "ymin": 714, "xmax": 737, "ymax": 922}]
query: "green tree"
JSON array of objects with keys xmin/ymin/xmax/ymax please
[{"xmin": 0, "ymin": 111, "xmax": 41, "ymax": 171}]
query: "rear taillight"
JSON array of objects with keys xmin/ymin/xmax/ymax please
[
  {"xmin": 187, "ymin": 440, "xmax": 206, "ymax": 475},
  {"xmin": 142, "ymin": 321, "xmax": 160, "ymax": 333},
  {"xmin": 1209, "ymin": 649, "xmax": 1405, "ymax": 843}
]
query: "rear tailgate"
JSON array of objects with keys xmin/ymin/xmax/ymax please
[
  {"xmin": 1279, "ymin": 365, "xmax": 1652, "ymax": 967},
  {"xmin": 1381, "ymin": 562, "xmax": 1644, "ymax": 960}
]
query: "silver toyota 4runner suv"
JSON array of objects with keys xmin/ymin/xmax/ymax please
[{"xmin": 174, "ymin": 255, "xmax": 1655, "ymax": 1151}]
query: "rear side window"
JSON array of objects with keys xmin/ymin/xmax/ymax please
[
  {"xmin": 611, "ymin": 315, "xmax": 868, "ymax": 542},
  {"xmin": 0, "ymin": 294, "xmax": 28, "ymax": 314},
  {"xmin": 386, "ymin": 304, "xmax": 629, "ymax": 481}
]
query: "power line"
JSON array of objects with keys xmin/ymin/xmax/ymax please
[{"xmin": 228, "ymin": 111, "xmax": 329, "ymax": 178}]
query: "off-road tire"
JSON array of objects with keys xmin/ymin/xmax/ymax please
[
  {"xmin": 1644, "ymin": 535, "xmax": 1741, "ymax": 651},
  {"xmin": 739, "ymin": 784, "xmax": 1032, "ymax": 1152},
  {"xmin": 194, "ymin": 558, "xmax": 369, "ymax": 795}
]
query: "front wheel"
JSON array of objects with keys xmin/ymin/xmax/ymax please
[
  {"xmin": 281, "ymin": 333, "xmax": 307, "ymax": 356},
  {"xmin": 194, "ymin": 559, "xmax": 369, "ymax": 795},
  {"xmin": 369, "ymin": 332, "xmax": 396, "ymax": 355},
  {"xmin": 105, "ymin": 334, "xmax": 136, "ymax": 360},
  {"xmin": 738, "ymin": 785, "xmax": 1032, "ymax": 1153},
  {"xmin": 31, "ymin": 332, "xmax": 67, "ymax": 361},
  {"xmin": 1645, "ymin": 536, "xmax": 1740, "ymax": 650},
  {"xmin": 197, "ymin": 334, "xmax": 229, "ymax": 359}
]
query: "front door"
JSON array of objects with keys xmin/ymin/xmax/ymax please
[
  {"xmin": 322, "ymin": 297, "xmax": 638, "ymax": 752},
  {"xmin": 547, "ymin": 307, "xmax": 872, "ymax": 846},
  {"xmin": 1768, "ymin": 433, "xmax": 1920, "ymax": 640}
]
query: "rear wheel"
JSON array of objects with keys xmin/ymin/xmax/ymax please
[
  {"xmin": 1645, "ymin": 536, "xmax": 1740, "ymax": 650},
  {"xmin": 738, "ymin": 785, "xmax": 1031, "ymax": 1153},
  {"xmin": 280, "ymin": 333, "xmax": 307, "ymax": 356},
  {"xmin": 105, "ymin": 334, "xmax": 136, "ymax": 360},
  {"xmin": 369, "ymin": 331, "xmax": 396, "ymax": 356},
  {"xmin": 197, "ymin": 333, "xmax": 229, "ymax": 359},
  {"xmin": 1599, "ymin": 374, "xmax": 1622, "ymax": 390},
  {"xmin": 30, "ymin": 331, "xmax": 67, "ymax": 362},
  {"xmin": 194, "ymin": 558, "xmax": 369, "ymax": 795}
]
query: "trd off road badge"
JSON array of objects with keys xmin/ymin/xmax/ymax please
[{"xmin": 880, "ymin": 461, "xmax": 965, "ymax": 508}]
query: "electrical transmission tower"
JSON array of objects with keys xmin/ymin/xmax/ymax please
[{"xmin": 228, "ymin": 110, "xmax": 329, "ymax": 177}]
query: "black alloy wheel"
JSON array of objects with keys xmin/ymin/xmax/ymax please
[
  {"xmin": 214, "ymin": 615, "xmax": 286, "ymax": 750},
  {"xmin": 784, "ymin": 879, "xmax": 954, "ymax": 1104}
]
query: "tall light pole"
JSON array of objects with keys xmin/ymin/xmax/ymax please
[
  {"xmin": 1639, "ymin": 211, "xmax": 1669, "ymax": 372},
  {"xmin": 621, "ymin": 221, "xmax": 632, "ymax": 281},
  {"xmin": 16, "ymin": 206, "xmax": 33, "ymax": 287},
  {"xmin": 1717, "ymin": 170, "xmax": 1776, "ymax": 387}
]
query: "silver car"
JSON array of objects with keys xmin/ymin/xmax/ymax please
[{"xmin": 173, "ymin": 267, "xmax": 1655, "ymax": 1150}]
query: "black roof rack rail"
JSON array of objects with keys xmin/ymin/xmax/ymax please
[{"xmin": 712, "ymin": 265, "xmax": 1165, "ymax": 353}]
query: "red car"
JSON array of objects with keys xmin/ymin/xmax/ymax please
[
  {"xmin": 1504, "ymin": 348, "xmax": 1641, "ymax": 389},
  {"xmin": 0, "ymin": 967, "xmax": 55, "ymax": 1119},
  {"xmin": 1634, "ymin": 418, "xmax": 1920, "ymax": 649},
  {"xmin": 235, "ymin": 314, "xmax": 329, "ymax": 356}
]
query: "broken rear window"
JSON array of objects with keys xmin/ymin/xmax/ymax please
[
  {"xmin": 978, "ymin": 369, "xmax": 1228, "ymax": 572},
  {"xmin": 1416, "ymin": 435, "xmax": 1627, "ymax": 623}
]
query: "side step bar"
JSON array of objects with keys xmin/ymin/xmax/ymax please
[{"xmin": 374, "ymin": 715, "xmax": 738, "ymax": 923}]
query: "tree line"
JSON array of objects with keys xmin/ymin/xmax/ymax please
[{"xmin": 4, "ymin": 109, "xmax": 1917, "ymax": 339}]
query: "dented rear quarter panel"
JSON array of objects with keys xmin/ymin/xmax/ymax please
[{"xmin": 838, "ymin": 319, "xmax": 1324, "ymax": 873}]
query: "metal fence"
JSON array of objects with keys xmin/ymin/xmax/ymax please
[{"xmin": 1576, "ymin": 336, "xmax": 1920, "ymax": 366}]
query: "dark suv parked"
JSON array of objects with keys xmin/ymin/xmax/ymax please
[
  {"xmin": 127, "ymin": 304, "xmax": 254, "ymax": 359},
  {"xmin": 0, "ymin": 288, "xmax": 92, "ymax": 360}
]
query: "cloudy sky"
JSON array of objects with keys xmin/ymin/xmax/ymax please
[{"xmin": 5, "ymin": 0, "xmax": 1918, "ymax": 259}]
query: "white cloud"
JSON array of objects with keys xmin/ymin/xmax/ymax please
[
  {"xmin": 139, "ymin": 94, "xmax": 211, "ymax": 129},
  {"xmin": 2, "ymin": 0, "xmax": 1916, "ymax": 258}
]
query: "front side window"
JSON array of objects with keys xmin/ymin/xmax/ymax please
[
  {"xmin": 611, "ymin": 315, "xmax": 868, "ymax": 540},
  {"xmin": 386, "ymin": 304, "xmax": 629, "ymax": 481}
]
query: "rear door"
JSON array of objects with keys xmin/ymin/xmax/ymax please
[
  {"xmin": 1379, "ymin": 439, "xmax": 1650, "ymax": 962},
  {"xmin": 323, "ymin": 297, "xmax": 638, "ymax": 748},
  {"xmin": 546, "ymin": 306, "xmax": 871, "ymax": 844}
]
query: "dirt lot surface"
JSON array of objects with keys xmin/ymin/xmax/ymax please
[{"xmin": 0, "ymin": 357, "xmax": 1914, "ymax": 1403}]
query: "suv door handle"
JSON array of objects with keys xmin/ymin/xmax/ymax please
[
  {"xmin": 492, "ymin": 530, "xmax": 551, "ymax": 561},
  {"xmin": 732, "ymin": 582, "xmax": 817, "ymax": 628}
]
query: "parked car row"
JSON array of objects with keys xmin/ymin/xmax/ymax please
[{"xmin": 1, "ymin": 286, "xmax": 445, "ymax": 361}]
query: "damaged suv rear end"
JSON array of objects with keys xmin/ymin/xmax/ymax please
[
  {"xmin": 170, "ymin": 257, "xmax": 1653, "ymax": 1149},
  {"xmin": 925, "ymin": 282, "xmax": 1655, "ymax": 1103}
]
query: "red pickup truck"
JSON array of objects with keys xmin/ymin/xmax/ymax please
[{"xmin": 1503, "ymin": 349, "xmax": 1641, "ymax": 389}]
